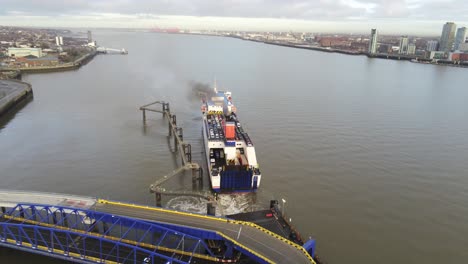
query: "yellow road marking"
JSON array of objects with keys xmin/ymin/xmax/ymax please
[{"xmin": 98, "ymin": 199, "xmax": 315, "ymax": 263}]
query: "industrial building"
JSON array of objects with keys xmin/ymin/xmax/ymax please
[
  {"xmin": 55, "ymin": 36, "xmax": 64, "ymax": 46},
  {"xmin": 7, "ymin": 47, "xmax": 43, "ymax": 58}
]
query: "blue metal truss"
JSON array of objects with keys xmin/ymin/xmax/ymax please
[{"xmin": 0, "ymin": 203, "xmax": 229, "ymax": 263}]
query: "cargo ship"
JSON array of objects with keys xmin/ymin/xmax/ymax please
[{"xmin": 201, "ymin": 83, "xmax": 261, "ymax": 192}]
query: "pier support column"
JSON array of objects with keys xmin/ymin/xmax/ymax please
[
  {"xmin": 207, "ymin": 202, "xmax": 216, "ymax": 216},
  {"xmin": 178, "ymin": 128, "xmax": 183, "ymax": 142},
  {"xmin": 174, "ymin": 127, "xmax": 179, "ymax": 149},
  {"xmin": 192, "ymin": 166, "xmax": 203, "ymax": 190},
  {"xmin": 172, "ymin": 115, "xmax": 177, "ymax": 126},
  {"xmin": 184, "ymin": 143, "xmax": 191, "ymax": 163},
  {"xmin": 168, "ymin": 118, "xmax": 172, "ymax": 136},
  {"xmin": 142, "ymin": 109, "xmax": 146, "ymax": 124},
  {"xmin": 155, "ymin": 192, "xmax": 162, "ymax": 207}
]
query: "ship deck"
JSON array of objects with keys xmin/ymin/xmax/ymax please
[{"xmin": 205, "ymin": 113, "xmax": 253, "ymax": 146}]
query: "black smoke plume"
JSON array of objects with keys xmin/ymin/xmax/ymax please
[{"xmin": 189, "ymin": 81, "xmax": 214, "ymax": 101}]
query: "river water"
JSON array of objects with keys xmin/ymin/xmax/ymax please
[{"xmin": 1, "ymin": 30, "xmax": 468, "ymax": 263}]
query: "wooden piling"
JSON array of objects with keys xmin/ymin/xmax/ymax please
[{"xmin": 155, "ymin": 192, "xmax": 162, "ymax": 207}]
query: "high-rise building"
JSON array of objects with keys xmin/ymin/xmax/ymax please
[
  {"xmin": 426, "ymin": 40, "xmax": 438, "ymax": 51},
  {"xmin": 454, "ymin": 27, "xmax": 467, "ymax": 50},
  {"xmin": 399, "ymin": 36, "xmax": 409, "ymax": 54},
  {"xmin": 439, "ymin": 22, "xmax": 457, "ymax": 51},
  {"xmin": 87, "ymin": 31, "xmax": 92, "ymax": 43},
  {"xmin": 368, "ymin": 29, "xmax": 378, "ymax": 54}
]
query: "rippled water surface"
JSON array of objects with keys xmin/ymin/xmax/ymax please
[{"xmin": 1, "ymin": 30, "xmax": 468, "ymax": 263}]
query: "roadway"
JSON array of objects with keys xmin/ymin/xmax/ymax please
[{"xmin": 0, "ymin": 190, "xmax": 312, "ymax": 263}]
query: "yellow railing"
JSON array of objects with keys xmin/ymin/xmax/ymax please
[
  {"xmin": 98, "ymin": 199, "xmax": 228, "ymax": 222},
  {"xmin": 97, "ymin": 199, "xmax": 315, "ymax": 264}
]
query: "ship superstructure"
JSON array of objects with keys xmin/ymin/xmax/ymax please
[{"xmin": 201, "ymin": 84, "xmax": 261, "ymax": 192}]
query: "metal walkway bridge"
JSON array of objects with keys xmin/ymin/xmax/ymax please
[{"xmin": 0, "ymin": 190, "xmax": 315, "ymax": 263}]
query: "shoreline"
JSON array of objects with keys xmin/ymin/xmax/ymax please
[
  {"xmin": 0, "ymin": 79, "xmax": 33, "ymax": 117},
  {"xmin": 176, "ymin": 32, "xmax": 468, "ymax": 69},
  {"xmin": 0, "ymin": 51, "xmax": 97, "ymax": 118},
  {"xmin": 0, "ymin": 50, "xmax": 97, "ymax": 74},
  {"xmin": 248, "ymin": 39, "xmax": 468, "ymax": 68}
]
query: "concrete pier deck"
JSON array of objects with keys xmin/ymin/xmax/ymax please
[
  {"xmin": 0, "ymin": 190, "xmax": 314, "ymax": 263},
  {"xmin": 0, "ymin": 80, "xmax": 32, "ymax": 116}
]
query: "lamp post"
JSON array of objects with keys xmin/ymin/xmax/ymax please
[{"xmin": 281, "ymin": 198, "xmax": 286, "ymax": 217}]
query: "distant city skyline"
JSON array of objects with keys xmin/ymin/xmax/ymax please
[{"xmin": 0, "ymin": 0, "xmax": 467, "ymax": 35}]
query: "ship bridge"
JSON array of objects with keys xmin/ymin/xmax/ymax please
[{"xmin": 0, "ymin": 190, "xmax": 315, "ymax": 263}]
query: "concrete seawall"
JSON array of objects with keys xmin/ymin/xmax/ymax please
[
  {"xmin": 1, "ymin": 51, "xmax": 97, "ymax": 74},
  {"xmin": 0, "ymin": 80, "xmax": 33, "ymax": 117}
]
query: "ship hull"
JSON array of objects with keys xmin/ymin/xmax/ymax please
[{"xmin": 201, "ymin": 86, "xmax": 261, "ymax": 193}]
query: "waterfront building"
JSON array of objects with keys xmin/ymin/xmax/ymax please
[
  {"xmin": 87, "ymin": 41, "xmax": 97, "ymax": 47},
  {"xmin": 439, "ymin": 22, "xmax": 457, "ymax": 52},
  {"xmin": 407, "ymin": 43, "xmax": 416, "ymax": 55},
  {"xmin": 7, "ymin": 47, "xmax": 43, "ymax": 58},
  {"xmin": 368, "ymin": 29, "xmax": 378, "ymax": 54},
  {"xmin": 87, "ymin": 30, "xmax": 93, "ymax": 43},
  {"xmin": 429, "ymin": 51, "xmax": 446, "ymax": 60},
  {"xmin": 426, "ymin": 40, "xmax": 438, "ymax": 51},
  {"xmin": 458, "ymin": 42, "xmax": 468, "ymax": 52},
  {"xmin": 454, "ymin": 27, "xmax": 467, "ymax": 50},
  {"xmin": 378, "ymin": 43, "xmax": 391, "ymax": 54},
  {"xmin": 399, "ymin": 36, "xmax": 409, "ymax": 54},
  {"xmin": 15, "ymin": 55, "xmax": 59, "ymax": 67}
]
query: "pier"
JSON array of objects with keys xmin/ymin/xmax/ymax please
[
  {"xmin": 0, "ymin": 190, "xmax": 315, "ymax": 263},
  {"xmin": 97, "ymin": 47, "xmax": 128, "ymax": 55},
  {"xmin": 140, "ymin": 101, "xmax": 205, "ymax": 207}
]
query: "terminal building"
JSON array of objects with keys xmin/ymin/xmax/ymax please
[{"xmin": 7, "ymin": 47, "xmax": 43, "ymax": 58}]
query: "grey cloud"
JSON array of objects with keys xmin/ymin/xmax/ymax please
[{"xmin": 0, "ymin": 0, "xmax": 467, "ymax": 21}]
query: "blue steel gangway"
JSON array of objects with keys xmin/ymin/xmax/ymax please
[{"xmin": 0, "ymin": 190, "xmax": 316, "ymax": 263}]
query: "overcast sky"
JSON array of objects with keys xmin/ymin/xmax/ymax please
[{"xmin": 0, "ymin": 0, "xmax": 467, "ymax": 35}]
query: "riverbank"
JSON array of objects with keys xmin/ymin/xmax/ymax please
[
  {"xmin": 0, "ymin": 79, "xmax": 33, "ymax": 117},
  {"xmin": 0, "ymin": 70, "xmax": 21, "ymax": 80},
  {"xmin": 217, "ymin": 34, "xmax": 468, "ymax": 68},
  {"xmin": 259, "ymin": 40, "xmax": 468, "ymax": 68},
  {"xmin": 0, "ymin": 51, "xmax": 97, "ymax": 74}
]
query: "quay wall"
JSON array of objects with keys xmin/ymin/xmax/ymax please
[{"xmin": 0, "ymin": 80, "xmax": 33, "ymax": 117}]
